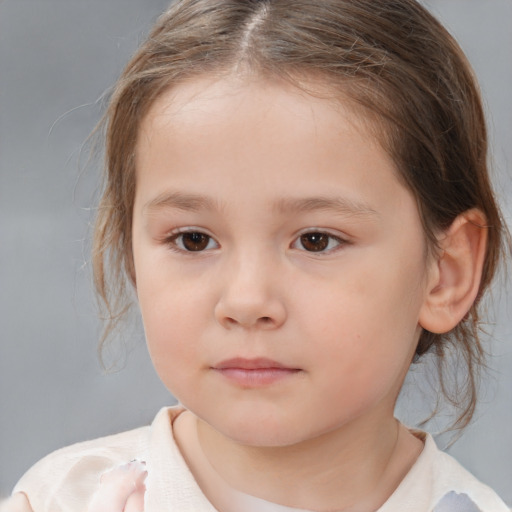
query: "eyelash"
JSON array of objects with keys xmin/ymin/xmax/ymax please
[
  {"xmin": 291, "ymin": 231, "xmax": 348, "ymax": 254},
  {"xmin": 163, "ymin": 229, "xmax": 348, "ymax": 254},
  {"xmin": 164, "ymin": 229, "xmax": 219, "ymax": 253}
]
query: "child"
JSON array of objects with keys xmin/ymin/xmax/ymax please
[{"xmin": 4, "ymin": 0, "xmax": 511, "ymax": 510}]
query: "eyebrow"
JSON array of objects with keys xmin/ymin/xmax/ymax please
[
  {"xmin": 143, "ymin": 191, "xmax": 218, "ymax": 214},
  {"xmin": 143, "ymin": 191, "xmax": 379, "ymax": 219},
  {"xmin": 273, "ymin": 196, "xmax": 379, "ymax": 219}
]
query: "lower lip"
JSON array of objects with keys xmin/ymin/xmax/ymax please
[{"xmin": 213, "ymin": 368, "xmax": 301, "ymax": 387}]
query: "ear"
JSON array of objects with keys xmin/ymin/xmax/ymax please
[{"xmin": 419, "ymin": 209, "xmax": 487, "ymax": 334}]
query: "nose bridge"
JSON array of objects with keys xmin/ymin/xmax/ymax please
[{"xmin": 214, "ymin": 243, "xmax": 286, "ymax": 329}]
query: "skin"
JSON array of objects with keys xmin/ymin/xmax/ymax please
[
  {"xmin": 4, "ymin": 75, "xmax": 488, "ymax": 512},
  {"xmin": 131, "ymin": 75, "xmax": 437, "ymax": 511}
]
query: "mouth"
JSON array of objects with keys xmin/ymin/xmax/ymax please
[{"xmin": 211, "ymin": 358, "xmax": 302, "ymax": 387}]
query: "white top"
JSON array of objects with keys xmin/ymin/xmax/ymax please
[{"xmin": 8, "ymin": 406, "xmax": 510, "ymax": 512}]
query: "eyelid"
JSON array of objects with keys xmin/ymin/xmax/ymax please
[
  {"xmin": 290, "ymin": 228, "xmax": 350, "ymax": 254},
  {"xmin": 163, "ymin": 227, "xmax": 220, "ymax": 253}
]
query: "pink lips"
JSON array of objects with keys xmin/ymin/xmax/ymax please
[{"xmin": 212, "ymin": 358, "xmax": 301, "ymax": 387}]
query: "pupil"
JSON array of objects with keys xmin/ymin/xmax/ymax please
[
  {"xmin": 183, "ymin": 232, "xmax": 209, "ymax": 251},
  {"xmin": 301, "ymin": 233, "xmax": 328, "ymax": 252}
]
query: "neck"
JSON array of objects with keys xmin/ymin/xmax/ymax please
[{"xmin": 194, "ymin": 412, "xmax": 422, "ymax": 512}]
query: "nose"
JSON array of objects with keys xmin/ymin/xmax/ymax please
[{"xmin": 214, "ymin": 256, "xmax": 287, "ymax": 330}]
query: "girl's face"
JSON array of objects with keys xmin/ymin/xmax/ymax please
[{"xmin": 132, "ymin": 76, "xmax": 435, "ymax": 447}]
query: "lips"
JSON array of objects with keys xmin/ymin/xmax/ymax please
[
  {"xmin": 214, "ymin": 357, "xmax": 293, "ymax": 370},
  {"xmin": 212, "ymin": 358, "xmax": 301, "ymax": 387}
]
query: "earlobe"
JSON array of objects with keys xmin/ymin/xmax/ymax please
[{"xmin": 419, "ymin": 209, "xmax": 488, "ymax": 334}]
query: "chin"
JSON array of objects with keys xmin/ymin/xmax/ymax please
[{"xmin": 209, "ymin": 409, "xmax": 316, "ymax": 448}]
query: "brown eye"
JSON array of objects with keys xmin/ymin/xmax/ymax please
[
  {"xmin": 299, "ymin": 233, "xmax": 329, "ymax": 252},
  {"xmin": 169, "ymin": 231, "xmax": 217, "ymax": 252},
  {"xmin": 181, "ymin": 232, "xmax": 211, "ymax": 251},
  {"xmin": 293, "ymin": 232, "xmax": 345, "ymax": 253}
]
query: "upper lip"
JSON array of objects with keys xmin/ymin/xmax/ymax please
[{"xmin": 212, "ymin": 357, "xmax": 296, "ymax": 370}]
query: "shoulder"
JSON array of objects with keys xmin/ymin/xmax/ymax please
[
  {"xmin": 380, "ymin": 430, "xmax": 510, "ymax": 512},
  {"xmin": 427, "ymin": 434, "xmax": 510, "ymax": 512},
  {"xmin": 12, "ymin": 420, "xmax": 151, "ymax": 512},
  {"xmin": 9, "ymin": 406, "xmax": 191, "ymax": 512},
  {"xmin": 431, "ymin": 446, "xmax": 510, "ymax": 511}
]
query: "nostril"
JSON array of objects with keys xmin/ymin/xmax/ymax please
[{"xmin": 260, "ymin": 316, "xmax": 272, "ymax": 324}]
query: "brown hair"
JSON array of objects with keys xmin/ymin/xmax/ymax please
[{"xmin": 93, "ymin": 0, "xmax": 509, "ymax": 430}]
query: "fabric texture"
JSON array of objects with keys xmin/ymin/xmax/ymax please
[{"xmin": 11, "ymin": 406, "xmax": 510, "ymax": 512}]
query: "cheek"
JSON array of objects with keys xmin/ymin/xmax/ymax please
[
  {"xmin": 294, "ymin": 257, "xmax": 424, "ymax": 386},
  {"xmin": 136, "ymin": 251, "xmax": 208, "ymax": 331},
  {"xmin": 136, "ymin": 278, "xmax": 205, "ymax": 384},
  {"xmin": 142, "ymin": 309, "xmax": 204, "ymax": 399}
]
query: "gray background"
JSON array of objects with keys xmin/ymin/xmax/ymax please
[{"xmin": 1, "ymin": 0, "xmax": 511, "ymax": 504}]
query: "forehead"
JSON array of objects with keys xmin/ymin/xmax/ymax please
[
  {"xmin": 133, "ymin": 75, "xmax": 418, "ymax": 230},
  {"xmin": 137, "ymin": 74, "xmax": 384, "ymax": 157}
]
